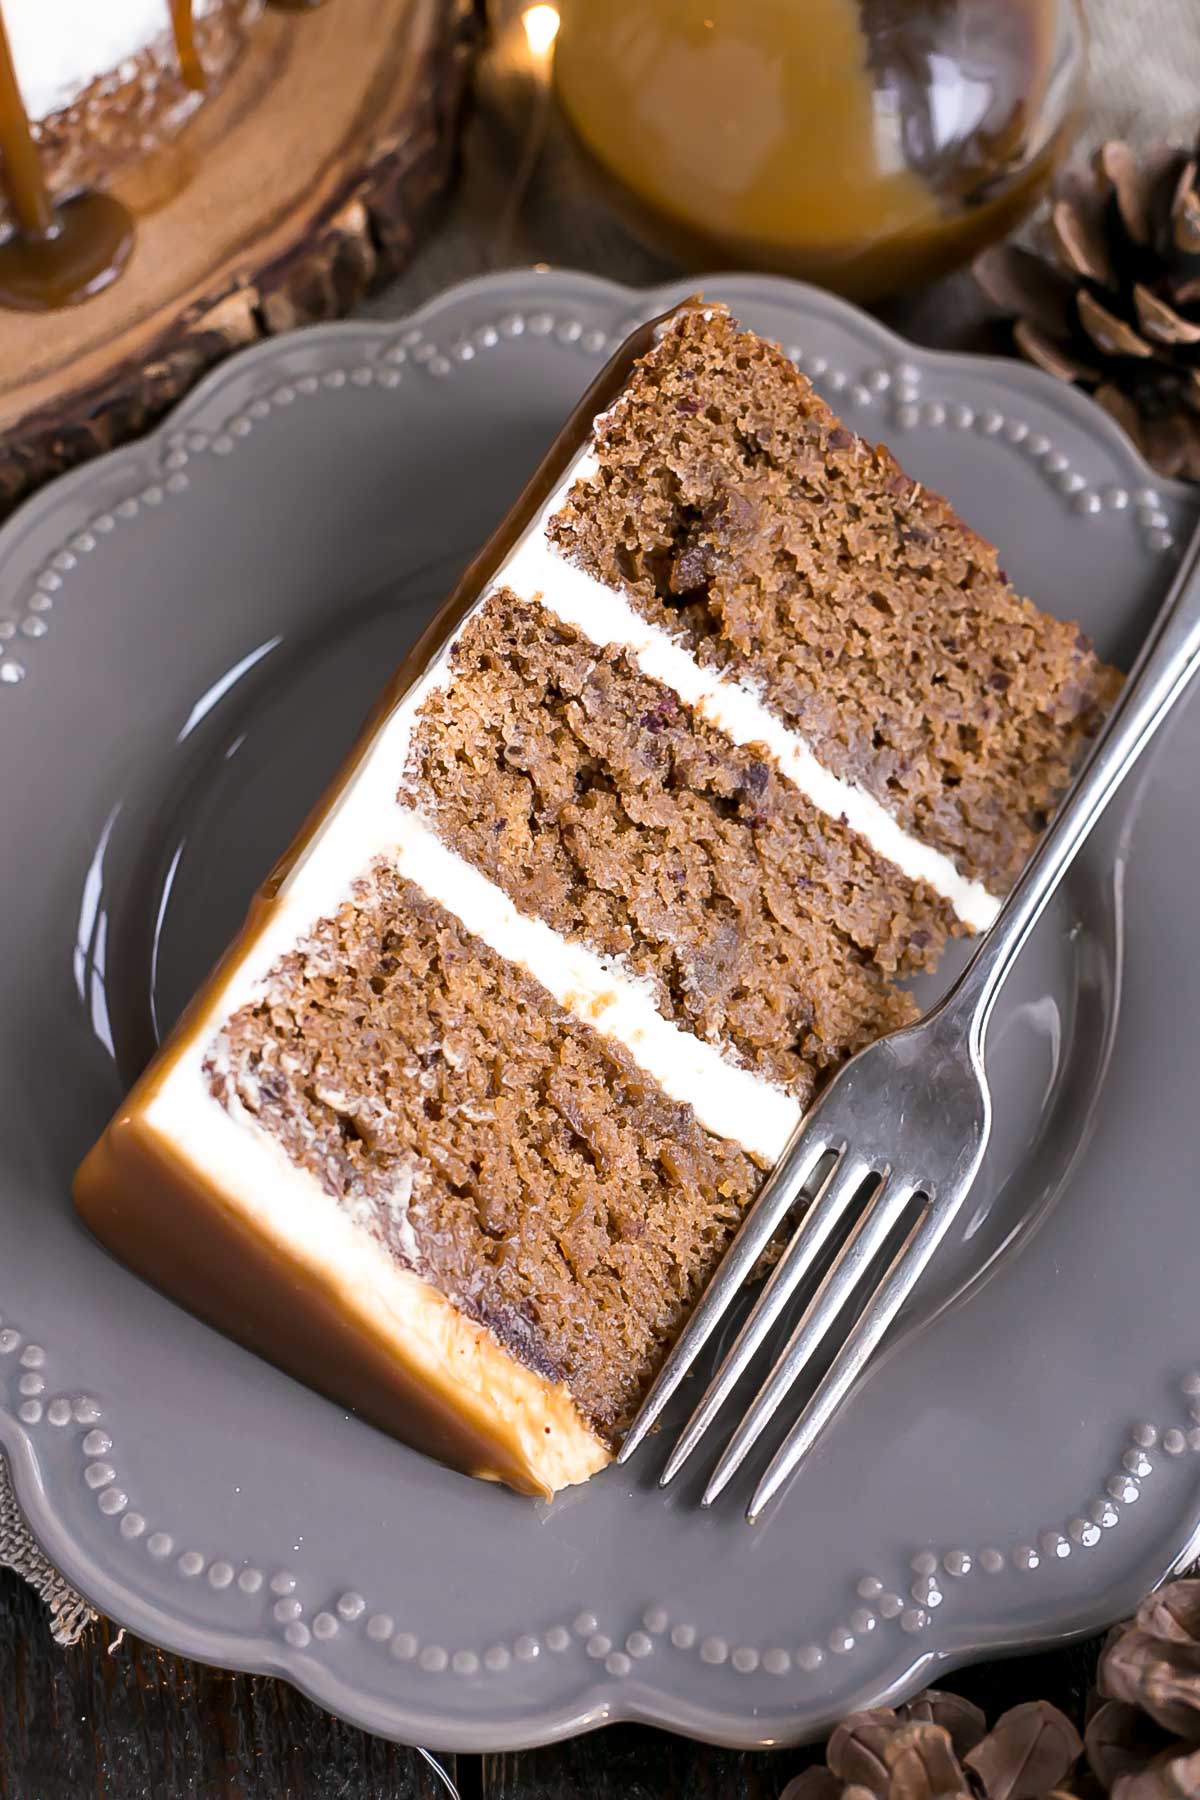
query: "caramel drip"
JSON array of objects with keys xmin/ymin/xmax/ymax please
[
  {"xmin": 268, "ymin": 0, "xmax": 330, "ymax": 11},
  {"xmin": 169, "ymin": 0, "xmax": 206, "ymax": 91},
  {"xmin": 0, "ymin": 0, "xmax": 135, "ymax": 310},
  {"xmin": 0, "ymin": 0, "xmax": 53, "ymax": 237}
]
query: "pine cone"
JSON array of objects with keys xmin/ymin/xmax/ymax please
[
  {"xmin": 782, "ymin": 1588, "xmax": 1200, "ymax": 1800},
  {"xmin": 1097, "ymin": 1580, "xmax": 1200, "ymax": 1739},
  {"xmin": 781, "ymin": 1692, "xmax": 1082, "ymax": 1800},
  {"xmin": 975, "ymin": 132, "xmax": 1200, "ymax": 481}
]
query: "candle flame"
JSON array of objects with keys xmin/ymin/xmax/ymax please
[{"xmin": 522, "ymin": 4, "xmax": 560, "ymax": 58}]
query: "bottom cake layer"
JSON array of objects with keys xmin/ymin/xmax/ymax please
[
  {"xmin": 75, "ymin": 1105, "xmax": 611, "ymax": 1498},
  {"xmin": 76, "ymin": 862, "xmax": 768, "ymax": 1492},
  {"xmin": 203, "ymin": 866, "xmax": 764, "ymax": 1443}
]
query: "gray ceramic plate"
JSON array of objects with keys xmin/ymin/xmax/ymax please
[{"xmin": 2, "ymin": 268, "xmax": 1200, "ymax": 1753}]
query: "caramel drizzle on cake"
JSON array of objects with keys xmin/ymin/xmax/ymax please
[
  {"xmin": 169, "ymin": 0, "xmax": 206, "ymax": 91},
  {"xmin": 0, "ymin": 0, "xmax": 326, "ymax": 310},
  {"xmin": 0, "ymin": 2, "xmax": 134, "ymax": 310}
]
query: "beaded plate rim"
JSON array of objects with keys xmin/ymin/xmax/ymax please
[{"xmin": 1, "ymin": 267, "xmax": 1199, "ymax": 1753}]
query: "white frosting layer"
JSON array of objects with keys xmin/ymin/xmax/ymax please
[
  {"xmin": 400, "ymin": 817, "xmax": 802, "ymax": 1160},
  {"xmin": 157, "ymin": 735, "xmax": 802, "ymax": 1164},
  {"xmin": 508, "ymin": 451, "xmax": 1001, "ymax": 933},
  {"xmin": 5, "ymin": 0, "xmax": 222, "ymax": 122}
]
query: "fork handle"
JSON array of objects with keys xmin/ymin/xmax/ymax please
[{"xmin": 954, "ymin": 516, "xmax": 1200, "ymax": 1044}]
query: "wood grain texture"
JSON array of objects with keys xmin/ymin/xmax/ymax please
[
  {"xmin": 482, "ymin": 1733, "xmax": 802, "ymax": 1799},
  {"xmin": 0, "ymin": 1570, "xmax": 459, "ymax": 1798},
  {"xmin": 0, "ymin": 0, "xmax": 483, "ymax": 522}
]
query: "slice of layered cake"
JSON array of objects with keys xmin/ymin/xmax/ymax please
[{"xmin": 75, "ymin": 301, "xmax": 1119, "ymax": 1497}]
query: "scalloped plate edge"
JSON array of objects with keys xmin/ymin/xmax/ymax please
[{"xmin": 1, "ymin": 266, "xmax": 1197, "ymax": 1753}]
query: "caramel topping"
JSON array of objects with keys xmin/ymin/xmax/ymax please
[
  {"xmin": 0, "ymin": 0, "xmax": 51, "ymax": 239},
  {"xmin": 169, "ymin": 0, "xmax": 206, "ymax": 91},
  {"xmin": 0, "ymin": 0, "xmax": 336, "ymax": 310},
  {"xmin": 0, "ymin": 0, "xmax": 135, "ymax": 310}
]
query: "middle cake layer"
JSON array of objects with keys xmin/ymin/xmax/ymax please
[{"xmin": 402, "ymin": 589, "xmax": 961, "ymax": 1103}]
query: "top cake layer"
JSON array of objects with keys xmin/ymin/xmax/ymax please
[
  {"xmin": 549, "ymin": 306, "xmax": 1120, "ymax": 892},
  {"xmin": 74, "ymin": 299, "xmax": 1120, "ymax": 1498}
]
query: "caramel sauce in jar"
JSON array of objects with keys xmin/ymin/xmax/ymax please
[{"xmin": 554, "ymin": 0, "xmax": 1085, "ymax": 302}]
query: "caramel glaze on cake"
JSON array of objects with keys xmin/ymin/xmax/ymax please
[
  {"xmin": 11, "ymin": 1, "xmax": 261, "ymax": 232},
  {"xmin": 75, "ymin": 299, "xmax": 1121, "ymax": 1498},
  {"xmin": 0, "ymin": 0, "xmax": 326, "ymax": 310},
  {"xmin": 0, "ymin": 0, "xmax": 260, "ymax": 309}
]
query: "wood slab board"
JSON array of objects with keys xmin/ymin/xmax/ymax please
[{"xmin": 0, "ymin": 0, "xmax": 481, "ymax": 516}]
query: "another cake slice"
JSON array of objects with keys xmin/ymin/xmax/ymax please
[{"xmin": 74, "ymin": 301, "xmax": 1119, "ymax": 1497}]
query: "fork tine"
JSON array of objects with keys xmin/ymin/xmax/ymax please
[
  {"xmin": 746, "ymin": 1197, "xmax": 944, "ymax": 1523},
  {"xmin": 616, "ymin": 1125, "xmax": 833, "ymax": 1465},
  {"xmin": 658, "ymin": 1152, "xmax": 874, "ymax": 1488},
  {"xmin": 701, "ymin": 1175, "xmax": 919, "ymax": 1506}
]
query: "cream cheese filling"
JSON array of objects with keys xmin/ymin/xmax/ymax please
[{"xmin": 505, "ymin": 450, "xmax": 1002, "ymax": 934}]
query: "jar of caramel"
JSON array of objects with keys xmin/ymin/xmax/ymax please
[{"xmin": 554, "ymin": 0, "xmax": 1085, "ymax": 303}]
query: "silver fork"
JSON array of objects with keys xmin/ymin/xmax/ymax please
[{"xmin": 619, "ymin": 516, "xmax": 1200, "ymax": 1523}]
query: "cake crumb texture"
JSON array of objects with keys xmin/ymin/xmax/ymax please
[
  {"xmin": 405, "ymin": 589, "xmax": 952, "ymax": 1100},
  {"xmin": 204, "ymin": 870, "xmax": 762, "ymax": 1441},
  {"xmin": 549, "ymin": 305, "xmax": 1122, "ymax": 891}
]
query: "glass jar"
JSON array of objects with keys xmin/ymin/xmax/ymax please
[{"xmin": 554, "ymin": 0, "xmax": 1086, "ymax": 303}]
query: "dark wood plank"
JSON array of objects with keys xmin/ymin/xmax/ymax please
[
  {"xmin": 481, "ymin": 1644, "xmax": 1103, "ymax": 1800},
  {"xmin": 0, "ymin": 1569, "xmax": 462, "ymax": 1800},
  {"xmin": 483, "ymin": 1728, "xmax": 810, "ymax": 1800}
]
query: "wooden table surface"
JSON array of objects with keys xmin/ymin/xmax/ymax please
[{"xmin": 0, "ymin": 1565, "xmax": 1097, "ymax": 1800}]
